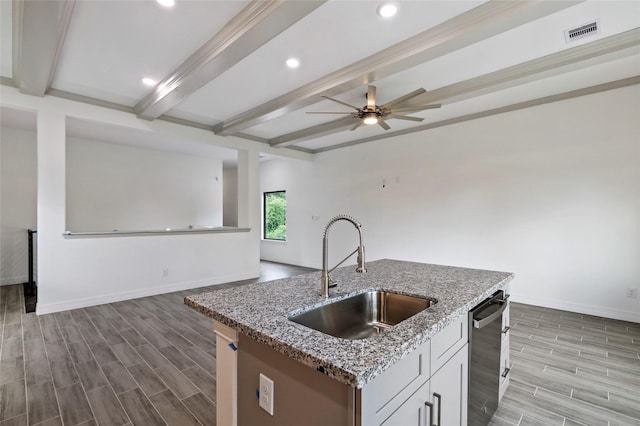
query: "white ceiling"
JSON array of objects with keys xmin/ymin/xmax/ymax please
[{"xmin": 1, "ymin": 0, "xmax": 639, "ymax": 156}]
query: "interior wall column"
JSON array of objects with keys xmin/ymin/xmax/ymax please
[
  {"xmin": 36, "ymin": 107, "xmax": 66, "ymax": 314},
  {"xmin": 236, "ymin": 148, "xmax": 261, "ymax": 268},
  {"xmin": 236, "ymin": 148, "xmax": 260, "ymax": 230}
]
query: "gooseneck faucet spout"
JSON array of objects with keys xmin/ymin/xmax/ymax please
[{"xmin": 321, "ymin": 215, "xmax": 366, "ymax": 299}]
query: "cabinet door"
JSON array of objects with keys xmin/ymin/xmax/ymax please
[
  {"xmin": 429, "ymin": 344, "xmax": 468, "ymax": 426},
  {"xmin": 213, "ymin": 321, "xmax": 238, "ymax": 426},
  {"xmin": 360, "ymin": 338, "xmax": 431, "ymax": 425},
  {"xmin": 380, "ymin": 381, "xmax": 431, "ymax": 426}
]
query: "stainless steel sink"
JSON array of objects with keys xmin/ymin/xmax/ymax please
[{"xmin": 288, "ymin": 290, "xmax": 437, "ymax": 340}]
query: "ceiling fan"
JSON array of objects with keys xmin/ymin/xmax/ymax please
[{"xmin": 307, "ymin": 85, "xmax": 441, "ymax": 131}]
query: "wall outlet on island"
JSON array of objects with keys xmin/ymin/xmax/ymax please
[
  {"xmin": 259, "ymin": 373, "xmax": 274, "ymax": 415},
  {"xmin": 162, "ymin": 268, "xmax": 169, "ymax": 277},
  {"xmin": 627, "ymin": 288, "xmax": 637, "ymax": 298}
]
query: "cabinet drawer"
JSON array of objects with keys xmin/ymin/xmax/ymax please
[
  {"xmin": 430, "ymin": 314, "xmax": 468, "ymax": 374},
  {"xmin": 360, "ymin": 338, "xmax": 430, "ymax": 425}
]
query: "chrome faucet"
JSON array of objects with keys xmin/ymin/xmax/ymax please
[{"xmin": 321, "ymin": 215, "xmax": 366, "ymax": 299}]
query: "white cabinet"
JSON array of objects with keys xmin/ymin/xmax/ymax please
[
  {"xmin": 431, "ymin": 314, "xmax": 468, "ymax": 373},
  {"xmin": 381, "ymin": 380, "xmax": 431, "ymax": 426},
  {"xmin": 430, "ymin": 345, "xmax": 468, "ymax": 426},
  {"xmin": 364, "ymin": 315, "xmax": 469, "ymax": 426},
  {"xmin": 213, "ymin": 321, "xmax": 238, "ymax": 426},
  {"xmin": 360, "ymin": 338, "xmax": 431, "ymax": 425},
  {"xmin": 380, "ymin": 344, "xmax": 468, "ymax": 426}
]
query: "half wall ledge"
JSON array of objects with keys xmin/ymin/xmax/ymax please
[{"xmin": 62, "ymin": 226, "xmax": 251, "ymax": 238}]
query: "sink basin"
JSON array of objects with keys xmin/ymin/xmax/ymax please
[{"xmin": 288, "ymin": 290, "xmax": 437, "ymax": 340}]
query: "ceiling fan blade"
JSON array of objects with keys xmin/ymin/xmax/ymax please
[
  {"xmin": 306, "ymin": 111, "xmax": 355, "ymax": 114},
  {"xmin": 321, "ymin": 96, "xmax": 359, "ymax": 110},
  {"xmin": 367, "ymin": 85, "xmax": 376, "ymax": 110},
  {"xmin": 387, "ymin": 114, "xmax": 424, "ymax": 122},
  {"xmin": 350, "ymin": 120, "xmax": 363, "ymax": 131},
  {"xmin": 377, "ymin": 118, "xmax": 391, "ymax": 131},
  {"xmin": 381, "ymin": 88, "xmax": 427, "ymax": 109},
  {"xmin": 391, "ymin": 104, "xmax": 441, "ymax": 113}
]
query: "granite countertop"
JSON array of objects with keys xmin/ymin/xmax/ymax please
[{"xmin": 185, "ymin": 259, "xmax": 513, "ymax": 388}]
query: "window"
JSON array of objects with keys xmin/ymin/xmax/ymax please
[{"xmin": 263, "ymin": 191, "xmax": 286, "ymax": 241}]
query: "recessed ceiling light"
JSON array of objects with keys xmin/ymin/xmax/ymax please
[
  {"xmin": 377, "ymin": 2, "xmax": 398, "ymax": 18},
  {"xmin": 142, "ymin": 77, "xmax": 157, "ymax": 86},
  {"xmin": 286, "ymin": 58, "xmax": 300, "ymax": 68},
  {"xmin": 156, "ymin": 0, "xmax": 175, "ymax": 7}
]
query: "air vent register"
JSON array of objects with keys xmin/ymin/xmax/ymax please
[{"xmin": 564, "ymin": 20, "xmax": 600, "ymax": 43}]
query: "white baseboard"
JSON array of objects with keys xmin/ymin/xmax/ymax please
[
  {"xmin": 260, "ymin": 256, "xmax": 316, "ymax": 269},
  {"xmin": 1, "ymin": 276, "xmax": 28, "ymax": 286},
  {"xmin": 511, "ymin": 293, "xmax": 640, "ymax": 323},
  {"xmin": 35, "ymin": 271, "xmax": 259, "ymax": 315},
  {"xmin": 259, "ymin": 254, "xmax": 295, "ymax": 265}
]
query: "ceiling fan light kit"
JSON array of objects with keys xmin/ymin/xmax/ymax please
[
  {"xmin": 156, "ymin": 0, "xmax": 175, "ymax": 8},
  {"xmin": 307, "ymin": 85, "xmax": 441, "ymax": 132},
  {"xmin": 363, "ymin": 113, "xmax": 378, "ymax": 125}
]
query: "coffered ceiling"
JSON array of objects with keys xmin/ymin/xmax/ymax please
[{"xmin": 1, "ymin": 0, "xmax": 639, "ymax": 154}]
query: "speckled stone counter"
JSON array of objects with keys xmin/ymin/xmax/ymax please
[{"xmin": 185, "ymin": 259, "xmax": 513, "ymax": 388}]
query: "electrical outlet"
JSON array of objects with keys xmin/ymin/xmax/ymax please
[
  {"xmin": 259, "ymin": 373, "xmax": 274, "ymax": 415},
  {"xmin": 162, "ymin": 268, "xmax": 169, "ymax": 277},
  {"xmin": 627, "ymin": 288, "xmax": 637, "ymax": 298}
]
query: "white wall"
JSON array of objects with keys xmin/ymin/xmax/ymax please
[
  {"xmin": 35, "ymin": 108, "xmax": 261, "ymax": 315},
  {"xmin": 223, "ymin": 164, "xmax": 238, "ymax": 226},
  {"xmin": 0, "ymin": 87, "xmax": 279, "ymax": 314},
  {"xmin": 260, "ymin": 86, "xmax": 640, "ymax": 322},
  {"xmin": 66, "ymin": 137, "xmax": 222, "ymax": 232},
  {"xmin": 1, "ymin": 127, "xmax": 37, "ymax": 285}
]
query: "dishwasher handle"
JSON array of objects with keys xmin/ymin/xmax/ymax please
[{"xmin": 472, "ymin": 299, "xmax": 508, "ymax": 329}]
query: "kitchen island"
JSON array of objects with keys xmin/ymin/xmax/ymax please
[{"xmin": 185, "ymin": 259, "xmax": 513, "ymax": 425}]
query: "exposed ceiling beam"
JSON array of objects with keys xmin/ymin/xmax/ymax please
[
  {"xmin": 399, "ymin": 27, "xmax": 640, "ymax": 106},
  {"xmin": 314, "ymin": 75, "xmax": 640, "ymax": 154},
  {"xmin": 12, "ymin": 0, "xmax": 76, "ymax": 96},
  {"xmin": 267, "ymin": 28, "xmax": 640, "ymax": 147},
  {"xmin": 214, "ymin": 0, "xmax": 582, "ymax": 136},
  {"xmin": 269, "ymin": 116, "xmax": 355, "ymax": 147},
  {"xmin": 47, "ymin": 88, "xmax": 135, "ymax": 114},
  {"xmin": 134, "ymin": 0, "xmax": 325, "ymax": 120}
]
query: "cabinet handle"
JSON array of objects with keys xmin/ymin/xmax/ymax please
[
  {"xmin": 502, "ymin": 367, "xmax": 511, "ymax": 378},
  {"xmin": 424, "ymin": 401, "xmax": 434, "ymax": 426},
  {"xmin": 433, "ymin": 392, "xmax": 441, "ymax": 426},
  {"xmin": 502, "ymin": 325, "xmax": 511, "ymax": 334}
]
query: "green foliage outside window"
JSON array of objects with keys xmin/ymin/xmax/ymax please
[{"xmin": 264, "ymin": 191, "xmax": 286, "ymax": 240}]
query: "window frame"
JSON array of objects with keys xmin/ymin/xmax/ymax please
[{"xmin": 263, "ymin": 190, "xmax": 287, "ymax": 241}]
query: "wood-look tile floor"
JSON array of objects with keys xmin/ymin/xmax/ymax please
[
  {"xmin": 0, "ymin": 261, "xmax": 314, "ymax": 426},
  {"xmin": 489, "ymin": 303, "xmax": 640, "ymax": 426},
  {"xmin": 1, "ymin": 261, "xmax": 638, "ymax": 426}
]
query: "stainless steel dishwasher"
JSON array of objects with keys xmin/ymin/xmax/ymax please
[{"xmin": 468, "ymin": 290, "xmax": 509, "ymax": 426}]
